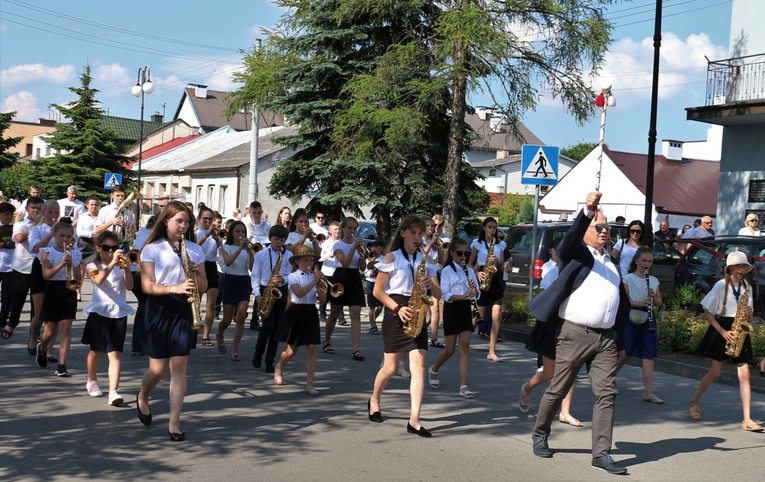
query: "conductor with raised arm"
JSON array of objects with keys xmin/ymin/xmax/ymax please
[{"xmin": 528, "ymin": 191, "xmax": 629, "ymax": 475}]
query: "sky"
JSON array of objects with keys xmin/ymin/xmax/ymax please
[{"xmin": 0, "ymin": 0, "xmax": 733, "ymax": 155}]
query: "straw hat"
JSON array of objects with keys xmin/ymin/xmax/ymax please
[
  {"xmin": 290, "ymin": 244, "xmax": 318, "ymax": 266},
  {"xmin": 725, "ymin": 251, "xmax": 753, "ymax": 274}
]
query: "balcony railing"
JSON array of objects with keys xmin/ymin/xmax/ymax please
[{"xmin": 705, "ymin": 54, "xmax": 765, "ymax": 106}]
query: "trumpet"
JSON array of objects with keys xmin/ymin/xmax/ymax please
[
  {"xmin": 239, "ymin": 237, "xmax": 262, "ymax": 254},
  {"xmin": 307, "ymin": 231, "xmax": 326, "ymax": 243},
  {"xmin": 355, "ymin": 239, "xmax": 371, "ymax": 258},
  {"xmin": 217, "ymin": 229, "xmax": 228, "ymax": 240},
  {"xmin": 64, "ymin": 241, "xmax": 82, "ymax": 291},
  {"xmin": 316, "ymin": 274, "xmax": 344, "ymax": 298},
  {"xmin": 116, "ymin": 249, "xmax": 141, "ymax": 269}
]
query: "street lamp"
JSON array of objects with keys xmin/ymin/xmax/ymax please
[{"xmin": 132, "ymin": 66, "xmax": 155, "ymax": 228}]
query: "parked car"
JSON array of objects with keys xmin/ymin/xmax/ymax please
[
  {"xmin": 356, "ymin": 221, "xmax": 379, "ymax": 243},
  {"xmin": 504, "ymin": 221, "xmax": 681, "ymax": 295},
  {"xmin": 674, "ymin": 235, "xmax": 765, "ymax": 314}
]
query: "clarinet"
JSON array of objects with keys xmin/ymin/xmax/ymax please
[
  {"xmin": 461, "ymin": 262, "xmax": 483, "ymax": 325},
  {"xmin": 645, "ymin": 269, "xmax": 656, "ymax": 332}
]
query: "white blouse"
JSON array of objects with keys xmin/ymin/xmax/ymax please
[
  {"xmin": 29, "ymin": 223, "xmax": 55, "ymax": 258},
  {"xmin": 623, "ymin": 273, "xmax": 659, "ymax": 304},
  {"xmin": 287, "ymin": 270, "xmax": 318, "ymax": 304},
  {"xmin": 195, "ymin": 228, "xmax": 219, "ymax": 262},
  {"xmin": 83, "ymin": 262, "xmax": 135, "ymax": 318},
  {"xmin": 41, "ymin": 246, "xmax": 82, "ymax": 281},
  {"xmin": 471, "ymin": 238, "xmax": 506, "ymax": 266},
  {"xmin": 333, "ymin": 239, "xmax": 361, "ymax": 268},
  {"xmin": 377, "ymin": 249, "xmax": 438, "ymax": 296},
  {"xmin": 11, "ymin": 218, "xmax": 35, "ymax": 273},
  {"xmin": 140, "ymin": 239, "xmax": 204, "ymax": 286},
  {"xmin": 440, "ymin": 262, "xmax": 480, "ymax": 302},
  {"xmin": 286, "ymin": 231, "xmax": 311, "ymax": 247},
  {"xmin": 701, "ymin": 278, "xmax": 753, "ymax": 317},
  {"xmin": 76, "ymin": 212, "xmax": 98, "ymax": 239},
  {"xmin": 221, "ymin": 244, "xmax": 251, "ymax": 276}
]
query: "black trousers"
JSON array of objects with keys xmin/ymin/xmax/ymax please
[
  {"xmin": 7, "ymin": 270, "xmax": 31, "ymax": 329},
  {"xmin": 130, "ymin": 271, "xmax": 147, "ymax": 353},
  {"xmin": 253, "ymin": 285, "xmax": 287, "ymax": 366},
  {"xmin": 0, "ymin": 271, "xmax": 13, "ymax": 327}
]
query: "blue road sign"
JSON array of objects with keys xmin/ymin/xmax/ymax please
[
  {"xmin": 104, "ymin": 173, "xmax": 123, "ymax": 189},
  {"xmin": 521, "ymin": 145, "xmax": 559, "ymax": 186}
]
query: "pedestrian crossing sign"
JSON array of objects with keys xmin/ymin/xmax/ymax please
[
  {"xmin": 521, "ymin": 145, "xmax": 559, "ymax": 186},
  {"xmin": 104, "ymin": 173, "xmax": 123, "ymax": 189}
]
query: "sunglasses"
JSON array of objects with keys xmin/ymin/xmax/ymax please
[
  {"xmin": 589, "ymin": 223, "xmax": 608, "ymax": 233},
  {"xmin": 453, "ymin": 250, "xmax": 469, "ymax": 257},
  {"xmin": 100, "ymin": 244, "xmax": 120, "ymax": 252},
  {"xmin": 630, "ymin": 229, "xmax": 642, "ymax": 234}
]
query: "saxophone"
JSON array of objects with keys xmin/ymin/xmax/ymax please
[
  {"xmin": 479, "ymin": 236, "xmax": 497, "ymax": 291},
  {"xmin": 258, "ymin": 250, "xmax": 284, "ymax": 318},
  {"xmin": 724, "ymin": 279, "xmax": 752, "ymax": 358},
  {"xmin": 64, "ymin": 241, "xmax": 82, "ymax": 291},
  {"xmin": 403, "ymin": 245, "xmax": 433, "ymax": 338},
  {"xmin": 180, "ymin": 237, "xmax": 204, "ymax": 330}
]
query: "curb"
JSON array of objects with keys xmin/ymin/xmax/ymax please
[{"xmin": 500, "ymin": 323, "xmax": 765, "ymax": 395}]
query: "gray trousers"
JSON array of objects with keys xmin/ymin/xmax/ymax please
[{"xmin": 532, "ymin": 321, "xmax": 618, "ymax": 457}]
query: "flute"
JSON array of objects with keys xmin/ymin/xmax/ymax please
[{"xmin": 646, "ymin": 269, "xmax": 656, "ymax": 332}]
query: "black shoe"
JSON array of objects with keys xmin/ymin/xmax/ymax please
[
  {"xmin": 265, "ymin": 364, "xmax": 275, "ymax": 374},
  {"xmin": 406, "ymin": 422, "xmax": 432, "ymax": 438},
  {"xmin": 54, "ymin": 364, "xmax": 70, "ymax": 377},
  {"xmin": 47, "ymin": 355, "xmax": 59, "ymax": 363},
  {"xmin": 591, "ymin": 454, "xmax": 627, "ymax": 475},
  {"xmin": 169, "ymin": 431, "xmax": 186, "ymax": 442},
  {"xmin": 252, "ymin": 357, "xmax": 262, "ymax": 369},
  {"xmin": 249, "ymin": 321, "xmax": 261, "ymax": 331},
  {"xmin": 532, "ymin": 434, "xmax": 553, "ymax": 458},
  {"xmin": 136, "ymin": 393, "xmax": 152, "ymax": 426},
  {"xmin": 35, "ymin": 342, "xmax": 48, "ymax": 368},
  {"xmin": 368, "ymin": 399, "xmax": 382, "ymax": 423},
  {"xmin": 131, "ymin": 351, "xmax": 145, "ymax": 356}
]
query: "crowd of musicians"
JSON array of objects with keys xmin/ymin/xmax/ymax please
[{"xmin": 0, "ymin": 185, "xmax": 761, "ymax": 474}]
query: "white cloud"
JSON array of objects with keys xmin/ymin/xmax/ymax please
[
  {"xmin": 597, "ymin": 32, "xmax": 728, "ymax": 103},
  {"xmin": 0, "ymin": 91, "xmax": 45, "ymax": 121},
  {"xmin": 93, "ymin": 63, "xmax": 130, "ymax": 85},
  {"xmin": 205, "ymin": 63, "xmax": 243, "ymax": 91},
  {"xmin": 0, "ymin": 63, "xmax": 76, "ymax": 88}
]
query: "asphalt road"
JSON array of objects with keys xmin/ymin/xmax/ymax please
[{"xmin": 1, "ymin": 286, "xmax": 763, "ymax": 481}]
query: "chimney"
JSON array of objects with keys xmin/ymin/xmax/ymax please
[
  {"xmin": 661, "ymin": 139, "xmax": 683, "ymax": 161},
  {"xmin": 151, "ymin": 114, "xmax": 164, "ymax": 123},
  {"xmin": 188, "ymin": 83, "xmax": 208, "ymax": 99}
]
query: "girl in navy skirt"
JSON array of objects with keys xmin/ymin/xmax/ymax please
[
  {"xmin": 617, "ymin": 246, "xmax": 663, "ymax": 404},
  {"xmin": 369, "ymin": 215, "xmax": 441, "ymax": 437},
  {"xmin": 81, "ymin": 231, "xmax": 135, "ymax": 405},
  {"xmin": 322, "ymin": 217, "xmax": 367, "ymax": 361},
  {"xmin": 428, "ymin": 238, "xmax": 479, "ymax": 398},
  {"xmin": 273, "ymin": 245, "xmax": 322, "ymax": 395},
  {"xmin": 217, "ymin": 221, "xmax": 254, "ymax": 361},
  {"xmin": 37, "ymin": 219, "xmax": 81, "ymax": 377},
  {"xmin": 467, "ymin": 216, "xmax": 506, "ymax": 362},
  {"xmin": 688, "ymin": 251, "xmax": 762, "ymax": 431},
  {"xmin": 137, "ymin": 201, "xmax": 207, "ymax": 442}
]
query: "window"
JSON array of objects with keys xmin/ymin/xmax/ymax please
[
  {"xmin": 45, "ymin": 146, "xmax": 51, "ymax": 156},
  {"xmin": 207, "ymin": 185, "xmax": 215, "ymax": 209},
  {"xmin": 489, "ymin": 169, "xmax": 496, "ymax": 177},
  {"xmin": 195, "ymin": 186, "xmax": 203, "ymax": 206},
  {"xmin": 219, "ymin": 185, "xmax": 228, "ymax": 216},
  {"xmin": 35, "ymin": 148, "xmax": 41, "ymax": 158}
]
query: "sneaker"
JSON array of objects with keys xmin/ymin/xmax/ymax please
[
  {"xmin": 54, "ymin": 364, "xmax": 70, "ymax": 377},
  {"xmin": 35, "ymin": 342, "xmax": 48, "ymax": 368},
  {"xmin": 47, "ymin": 355, "xmax": 59, "ymax": 363},
  {"xmin": 306, "ymin": 386, "xmax": 319, "ymax": 396},
  {"xmin": 130, "ymin": 351, "xmax": 145, "ymax": 356},
  {"xmin": 108, "ymin": 391, "xmax": 124, "ymax": 406},
  {"xmin": 368, "ymin": 327, "xmax": 379, "ymax": 335},
  {"xmin": 338, "ymin": 317, "xmax": 349, "ymax": 326},
  {"xmin": 86, "ymin": 380, "xmax": 104, "ymax": 397}
]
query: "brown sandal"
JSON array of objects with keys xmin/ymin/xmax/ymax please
[
  {"xmin": 688, "ymin": 401, "xmax": 702, "ymax": 420},
  {"xmin": 742, "ymin": 420, "xmax": 764, "ymax": 432},
  {"xmin": 352, "ymin": 350, "xmax": 365, "ymax": 361}
]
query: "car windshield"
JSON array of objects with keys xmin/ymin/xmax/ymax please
[{"xmin": 506, "ymin": 228, "xmax": 533, "ymax": 252}]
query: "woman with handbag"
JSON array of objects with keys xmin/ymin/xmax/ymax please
[
  {"xmin": 616, "ymin": 246, "xmax": 663, "ymax": 403},
  {"xmin": 610, "ymin": 220, "xmax": 646, "ymax": 277}
]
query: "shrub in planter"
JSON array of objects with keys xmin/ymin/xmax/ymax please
[
  {"xmin": 503, "ymin": 294, "xmax": 535, "ymax": 325},
  {"xmin": 658, "ymin": 310, "xmax": 706, "ymax": 354}
]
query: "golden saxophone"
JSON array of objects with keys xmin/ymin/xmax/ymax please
[
  {"xmin": 403, "ymin": 245, "xmax": 433, "ymax": 338},
  {"xmin": 180, "ymin": 238, "xmax": 204, "ymax": 330},
  {"xmin": 64, "ymin": 241, "xmax": 82, "ymax": 291},
  {"xmin": 258, "ymin": 250, "xmax": 284, "ymax": 318},
  {"xmin": 725, "ymin": 279, "xmax": 752, "ymax": 358},
  {"xmin": 479, "ymin": 236, "xmax": 497, "ymax": 291}
]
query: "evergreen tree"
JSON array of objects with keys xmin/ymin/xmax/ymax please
[
  {"xmin": 0, "ymin": 112, "xmax": 22, "ymax": 171},
  {"xmin": 29, "ymin": 65, "xmax": 129, "ymax": 201},
  {"xmin": 0, "ymin": 111, "xmax": 29, "ymax": 200}
]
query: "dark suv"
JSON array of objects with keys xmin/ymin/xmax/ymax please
[
  {"xmin": 504, "ymin": 221, "xmax": 681, "ymax": 295},
  {"xmin": 674, "ymin": 235, "xmax": 765, "ymax": 313}
]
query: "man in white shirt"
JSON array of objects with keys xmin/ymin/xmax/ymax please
[
  {"xmin": 0, "ymin": 202, "xmax": 16, "ymax": 334},
  {"xmin": 94, "ymin": 185, "xmax": 135, "ymax": 243},
  {"xmin": 7, "ymin": 197, "xmax": 44, "ymax": 342},
  {"xmin": 308, "ymin": 210, "xmax": 329, "ymax": 238},
  {"xmin": 14, "ymin": 185, "xmax": 44, "ymax": 223},
  {"xmin": 57, "ymin": 185, "xmax": 85, "ymax": 227},
  {"xmin": 245, "ymin": 201, "xmax": 271, "ymax": 245}
]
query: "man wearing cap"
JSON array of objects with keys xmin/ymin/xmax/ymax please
[{"xmin": 57, "ymin": 186, "xmax": 85, "ymax": 227}]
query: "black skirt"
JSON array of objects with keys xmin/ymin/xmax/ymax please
[
  {"xmin": 204, "ymin": 261, "xmax": 219, "ymax": 290},
  {"xmin": 442, "ymin": 300, "xmax": 473, "ymax": 337},
  {"xmin": 30, "ymin": 258, "xmax": 46, "ymax": 295},
  {"xmin": 525, "ymin": 320, "xmax": 556, "ymax": 360},
  {"xmin": 697, "ymin": 316, "xmax": 753, "ymax": 364},
  {"xmin": 329, "ymin": 267, "xmax": 366, "ymax": 307},
  {"xmin": 382, "ymin": 294, "xmax": 428, "ymax": 353},
  {"xmin": 476, "ymin": 268, "xmax": 503, "ymax": 306},
  {"xmin": 77, "ymin": 237, "xmax": 97, "ymax": 264},
  {"xmin": 275, "ymin": 303, "xmax": 321, "ymax": 346},
  {"xmin": 81, "ymin": 313, "xmax": 127, "ymax": 353},
  {"xmin": 142, "ymin": 294, "xmax": 198, "ymax": 359},
  {"xmin": 40, "ymin": 280, "xmax": 77, "ymax": 321},
  {"xmin": 222, "ymin": 274, "xmax": 251, "ymax": 305}
]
